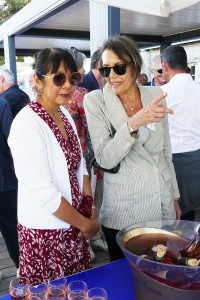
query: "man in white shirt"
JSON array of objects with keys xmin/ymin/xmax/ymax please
[{"xmin": 161, "ymin": 45, "xmax": 200, "ymax": 221}]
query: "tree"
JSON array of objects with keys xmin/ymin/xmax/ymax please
[
  {"xmin": 0, "ymin": 0, "xmax": 31, "ymax": 24},
  {"xmin": 0, "ymin": 0, "xmax": 31, "ymax": 66}
]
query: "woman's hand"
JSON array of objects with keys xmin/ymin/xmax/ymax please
[
  {"xmin": 78, "ymin": 217, "xmax": 99, "ymax": 240},
  {"xmin": 128, "ymin": 92, "xmax": 174, "ymax": 130}
]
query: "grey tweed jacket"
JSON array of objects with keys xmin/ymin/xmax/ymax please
[{"xmin": 84, "ymin": 84, "xmax": 180, "ymax": 230}]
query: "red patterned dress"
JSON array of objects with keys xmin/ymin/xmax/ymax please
[
  {"xmin": 65, "ymin": 86, "xmax": 88, "ymax": 154},
  {"xmin": 18, "ymin": 101, "xmax": 91, "ymax": 284}
]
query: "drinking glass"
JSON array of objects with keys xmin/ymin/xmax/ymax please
[
  {"xmin": 67, "ymin": 281, "xmax": 87, "ymax": 300},
  {"xmin": 9, "ymin": 277, "xmax": 30, "ymax": 300},
  {"xmin": 45, "ymin": 287, "xmax": 65, "ymax": 300},
  {"xmin": 29, "ymin": 283, "xmax": 48, "ymax": 299},
  {"xmin": 48, "ymin": 276, "xmax": 67, "ymax": 294},
  {"xmin": 68, "ymin": 291, "xmax": 87, "ymax": 300},
  {"xmin": 86, "ymin": 287, "xmax": 107, "ymax": 300}
]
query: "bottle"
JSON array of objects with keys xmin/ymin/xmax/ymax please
[
  {"xmin": 154, "ymin": 245, "xmax": 180, "ymax": 265},
  {"xmin": 180, "ymin": 226, "xmax": 200, "ymax": 257},
  {"xmin": 178, "ymin": 257, "xmax": 199, "ymax": 267}
]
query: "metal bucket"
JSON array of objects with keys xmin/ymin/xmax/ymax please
[{"xmin": 116, "ymin": 220, "xmax": 200, "ymax": 300}]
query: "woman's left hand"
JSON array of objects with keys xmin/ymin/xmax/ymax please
[{"xmin": 174, "ymin": 199, "xmax": 181, "ymax": 220}]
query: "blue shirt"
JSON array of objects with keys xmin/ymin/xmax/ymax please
[{"xmin": 78, "ymin": 70, "xmax": 100, "ymax": 92}]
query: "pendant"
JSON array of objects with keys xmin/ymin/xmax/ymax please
[{"xmin": 131, "ymin": 108, "xmax": 134, "ymax": 111}]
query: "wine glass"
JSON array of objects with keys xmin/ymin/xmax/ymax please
[
  {"xmin": 45, "ymin": 287, "xmax": 65, "ymax": 300},
  {"xmin": 48, "ymin": 276, "xmax": 67, "ymax": 295},
  {"xmin": 67, "ymin": 281, "xmax": 88, "ymax": 300},
  {"xmin": 29, "ymin": 283, "xmax": 48, "ymax": 299},
  {"xmin": 86, "ymin": 287, "xmax": 107, "ymax": 300},
  {"xmin": 9, "ymin": 277, "xmax": 30, "ymax": 300}
]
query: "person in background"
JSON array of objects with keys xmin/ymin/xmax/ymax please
[
  {"xmin": 161, "ymin": 45, "xmax": 200, "ymax": 221},
  {"xmin": 144, "ymin": 55, "xmax": 167, "ymax": 86},
  {"xmin": 66, "ymin": 48, "xmax": 108, "ymax": 261},
  {"xmin": 0, "ymin": 69, "xmax": 30, "ymax": 118},
  {"xmin": 78, "ymin": 48, "xmax": 105, "ymax": 91},
  {"xmin": 0, "ymin": 97, "xmax": 19, "ymax": 278},
  {"xmin": 84, "ymin": 35, "xmax": 181, "ymax": 262},
  {"xmin": 23, "ymin": 70, "xmax": 38, "ymax": 101},
  {"xmin": 138, "ymin": 73, "xmax": 148, "ymax": 85},
  {"xmin": 17, "ymin": 78, "xmax": 26, "ymax": 91},
  {"xmin": 8, "ymin": 47, "xmax": 99, "ymax": 284}
]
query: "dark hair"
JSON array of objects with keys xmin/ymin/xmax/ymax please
[
  {"xmin": 100, "ymin": 35, "xmax": 143, "ymax": 78},
  {"xmin": 90, "ymin": 48, "xmax": 102, "ymax": 69},
  {"xmin": 33, "ymin": 48, "xmax": 77, "ymax": 80},
  {"xmin": 161, "ymin": 45, "xmax": 187, "ymax": 71}
]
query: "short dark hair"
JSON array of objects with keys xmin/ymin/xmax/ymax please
[
  {"xmin": 90, "ymin": 48, "xmax": 102, "ymax": 69},
  {"xmin": 33, "ymin": 48, "xmax": 77, "ymax": 80},
  {"xmin": 100, "ymin": 35, "xmax": 143, "ymax": 79},
  {"xmin": 161, "ymin": 45, "xmax": 187, "ymax": 71}
]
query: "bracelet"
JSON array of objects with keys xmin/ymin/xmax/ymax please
[{"xmin": 92, "ymin": 205, "xmax": 98, "ymax": 213}]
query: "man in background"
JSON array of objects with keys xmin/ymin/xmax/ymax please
[
  {"xmin": 0, "ymin": 69, "xmax": 30, "ymax": 118},
  {"xmin": 0, "ymin": 97, "xmax": 19, "ymax": 281},
  {"xmin": 161, "ymin": 45, "xmax": 200, "ymax": 221},
  {"xmin": 138, "ymin": 73, "xmax": 148, "ymax": 85},
  {"xmin": 78, "ymin": 48, "xmax": 105, "ymax": 91},
  {"xmin": 144, "ymin": 55, "xmax": 167, "ymax": 86}
]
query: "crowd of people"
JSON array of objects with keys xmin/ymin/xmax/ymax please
[{"xmin": 0, "ymin": 35, "xmax": 199, "ymax": 284}]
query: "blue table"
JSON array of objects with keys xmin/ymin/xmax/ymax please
[{"xmin": 1, "ymin": 259, "xmax": 135, "ymax": 300}]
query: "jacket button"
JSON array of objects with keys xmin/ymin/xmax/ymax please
[
  {"xmin": 153, "ymin": 166, "xmax": 158, "ymax": 172},
  {"xmin": 133, "ymin": 168, "xmax": 137, "ymax": 173},
  {"xmin": 123, "ymin": 142, "xmax": 131, "ymax": 150}
]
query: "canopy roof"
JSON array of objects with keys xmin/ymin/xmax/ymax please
[{"xmin": 0, "ymin": 0, "xmax": 200, "ymax": 56}]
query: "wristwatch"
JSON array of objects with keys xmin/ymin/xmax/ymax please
[{"xmin": 127, "ymin": 125, "xmax": 138, "ymax": 135}]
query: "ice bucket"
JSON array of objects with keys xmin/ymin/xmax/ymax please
[{"xmin": 116, "ymin": 220, "xmax": 200, "ymax": 300}]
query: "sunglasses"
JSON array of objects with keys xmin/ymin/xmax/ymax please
[
  {"xmin": 153, "ymin": 68, "xmax": 163, "ymax": 74},
  {"xmin": 98, "ymin": 62, "xmax": 132, "ymax": 77},
  {"xmin": 42, "ymin": 72, "xmax": 82, "ymax": 87}
]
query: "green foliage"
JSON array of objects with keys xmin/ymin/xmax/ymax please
[
  {"xmin": 0, "ymin": 56, "xmax": 5, "ymax": 66},
  {"xmin": 16, "ymin": 56, "xmax": 24, "ymax": 62},
  {"xmin": 0, "ymin": 0, "xmax": 31, "ymax": 24}
]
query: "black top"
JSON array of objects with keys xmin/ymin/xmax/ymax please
[
  {"xmin": 0, "ymin": 97, "xmax": 17, "ymax": 191},
  {"xmin": 2, "ymin": 85, "xmax": 30, "ymax": 118}
]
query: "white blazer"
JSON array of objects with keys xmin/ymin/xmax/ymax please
[
  {"xmin": 8, "ymin": 105, "xmax": 88, "ymax": 229},
  {"xmin": 84, "ymin": 84, "xmax": 179, "ymax": 230}
]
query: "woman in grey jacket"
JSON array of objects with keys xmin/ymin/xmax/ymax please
[{"xmin": 84, "ymin": 35, "xmax": 181, "ymax": 261}]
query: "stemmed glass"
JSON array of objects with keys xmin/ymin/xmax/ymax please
[
  {"xmin": 29, "ymin": 282, "xmax": 48, "ymax": 300},
  {"xmin": 48, "ymin": 276, "xmax": 67, "ymax": 295},
  {"xmin": 67, "ymin": 281, "xmax": 88, "ymax": 300},
  {"xmin": 86, "ymin": 287, "xmax": 108, "ymax": 300},
  {"xmin": 9, "ymin": 277, "xmax": 30, "ymax": 300},
  {"xmin": 45, "ymin": 287, "xmax": 66, "ymax": 300}
]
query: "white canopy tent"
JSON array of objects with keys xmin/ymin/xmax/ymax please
[{"xmin": 88, "ymin": 0, "xmax": 200, "ymax": 17}]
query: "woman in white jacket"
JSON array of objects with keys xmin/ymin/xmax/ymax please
[{"xmin": 8, "ymin": 48, "xmax": 99, "ymax": 284}]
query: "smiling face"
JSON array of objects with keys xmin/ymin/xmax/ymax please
[
  {"xmin": 101, "ymin": 49, "xmax": 137, "ymax": 98},
  {"xmin": 35, "ymin": 61, "xmax": 75, "ymax": 109}
]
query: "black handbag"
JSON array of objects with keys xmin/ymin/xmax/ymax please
[{"xmin": 85, "ymin": 123, "xmax": 120, "ymax": 174}]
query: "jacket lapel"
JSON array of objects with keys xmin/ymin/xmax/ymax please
[{"xmin": 102, "ymin": 84, "xmax": 162, "ymax": 164}]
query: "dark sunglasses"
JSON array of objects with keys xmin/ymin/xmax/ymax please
[
  {"xmin": 42, "ymin": 72, "xmax": 82, "ymax": 86},
  {"xmin": 98, "ymin": 62, "xmax": 132, "ymax": 77},
  {"xmin": 153, "ymin": 68, "xmax": 163, "ymax": 74}
]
